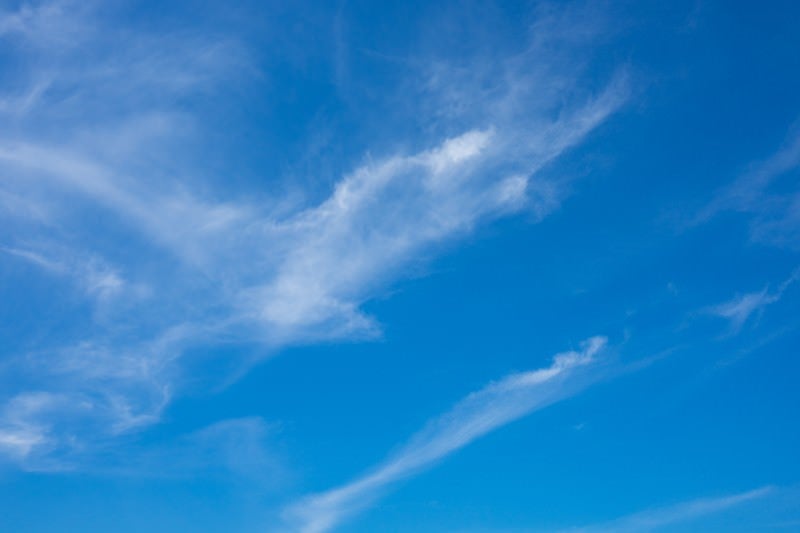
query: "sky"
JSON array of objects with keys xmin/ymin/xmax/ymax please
[{"xmin": 1, "ymin": 0, "xmax": 799, "ymax": 531}]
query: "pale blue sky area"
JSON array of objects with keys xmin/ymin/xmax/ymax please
[{"xmin": 1, "ymin": 1, "xmax": 799, "ymax": 532}]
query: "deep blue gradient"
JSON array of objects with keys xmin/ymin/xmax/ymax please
[{"xmin": 1, "ymin": 1, "xmax": 799, "ymax": 532}]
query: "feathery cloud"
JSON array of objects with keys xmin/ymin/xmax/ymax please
[
  {"xmin": 708, "ymin": 268, "xmax": 799, "ymax": 333},
  {"xmin": 699, "ymin": 124, "xmax": 800, "ymax": 249},
  {"xmin": 0, "ymin": 0, "xmax": 627, "ymax": 468},
  {"xmin": 560, "ymin": 486, "xmax": 774, "ymax": 533},
  {"xmin": 285, "ymin": 337, "xmax": 610, "ymax": 533}
]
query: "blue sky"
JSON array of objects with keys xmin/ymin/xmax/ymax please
[{"xmin": 1, "ymin": 0, "xmax": 800, "ymax": 531}]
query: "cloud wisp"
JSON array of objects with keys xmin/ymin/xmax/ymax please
[
  {"xmin": 698, "ymin": 123, "xmax": 800, "ymax": 249},
  {"xmin": 284, "ymin": 337, "xmax": 610, "ymax": 533},
  {"xmin": 708, "ymin": 268, "xmax": 799, "ymax": 333},
  {"xmin": 559, "ymin": 486, "xmax": 774, "ymax": 533},
  {"xmin": 0, "ymin": 1, "xmax": 628, "ymax": 469}
]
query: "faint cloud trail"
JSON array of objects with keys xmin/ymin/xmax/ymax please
[
  {"xmin": 285, "ymin": 337, "xmax": 610, "ymax": 533},
  {"xmin": 708, "ymin": 267, "xmax": 800, "ymax": 333},
  {"xmin": 697, "ymin": 122, "xmax": 800, "ymax": 249},
  {"xmin": 559, "ymin": 486, "xmax": 774, "ymax": 533},
  {"xmin": 0, "ymin": 0, "xmax": 629, "ymax": 469}
]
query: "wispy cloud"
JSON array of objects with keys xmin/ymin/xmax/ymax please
[
  {"xmin": 708, "ymin": 268, "xmax": 799, "ymax": 333},
  {"xmin": 698, "ymin": 123, "xmax": 800, "ymax": 249},
  {"xmin": 0, "ymin": 245, "xmax": 63, "ymax": 272},
  {"xmin": 92, "ymin": 417, "xmax": 289, "ymax": 484},
  {"xmin": 0, "ymin": 412, "xmax": 288, "ymax": 485},
  {"xmin": 0, "ymin": 393, "xmax": 53, "ymax": 461},
  {"xmin": 1, "ymin": 244, "xmax": 131, "ymax": 304},
  {"xmin": 145, "ymin": 417, "xmax": 283, "ymax": 481},
  {"xmin": 0, "ymin": 1, "xmax": 628, "ymax": 468},
  {"xmin": 284, "ymin": 337, "xmax": 610, "ymax": 533},
  {"xmin": 559, "ymin": 486, "xmax": 774, "ymax": 533}
]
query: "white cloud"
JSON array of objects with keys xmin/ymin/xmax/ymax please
[
  {"xmin": 0, "ymin": 1, "xmax": 628, "ymax": 467},
  {"xmin": 560, "ymin": 486, "xmax": 774, "ymax": 533},
  {"xmin": 1, "ymin": 244, "xmax": 134, "ymax": 308},
  {"xmin": 97, "ymin": 417, "xmax": 288, "ymax": 484},
  {"xmin": 284, "ymin": 337, "xmax": 610, "ymax": 533},
  {"xmin": 0, "ymin": 427, "xmax": 46, "ymax": 460},
  {"xmin": 0, "ymin": 245, "xmax": 64, "ymax": 272},
  {"xmin": 0, "ymin": 392, "xmax": 68, "ymax": 465},
  {"xmin": 708, "ymin": 268, "xmax": 799, "ymax": 332},
  {"xmin": 710, "ymin": 289, "xmax": 778, "ymax": 332},
  {"xmin": 699, "ymin": 124, "xmax": 800, "ymax": 248},
  {"xmin": 250, "ymin": 128, "xmax": 524, "ymax": 340}
]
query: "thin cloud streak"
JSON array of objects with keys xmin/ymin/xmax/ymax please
[
  {"xmin": 698, "ymin": 123, "xmax": 800, "ymax": 249},
  {"xmin": 90, "ymin": 417, "xmax": 289, "ymax": 485},
  {"xmin": 0, "ymin": 1, "xmax": 628, "ymax": 468},
  {"xmin": 285, "ymin": 337, "xmax": 610, "ymax": 533},
  {"xmin": 559, "ymin": 486, "xmax": 774, "ymax": 533},
  {"xmin": 708, "ymin": 268, "xmax": 799, "ymax": 333}
]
